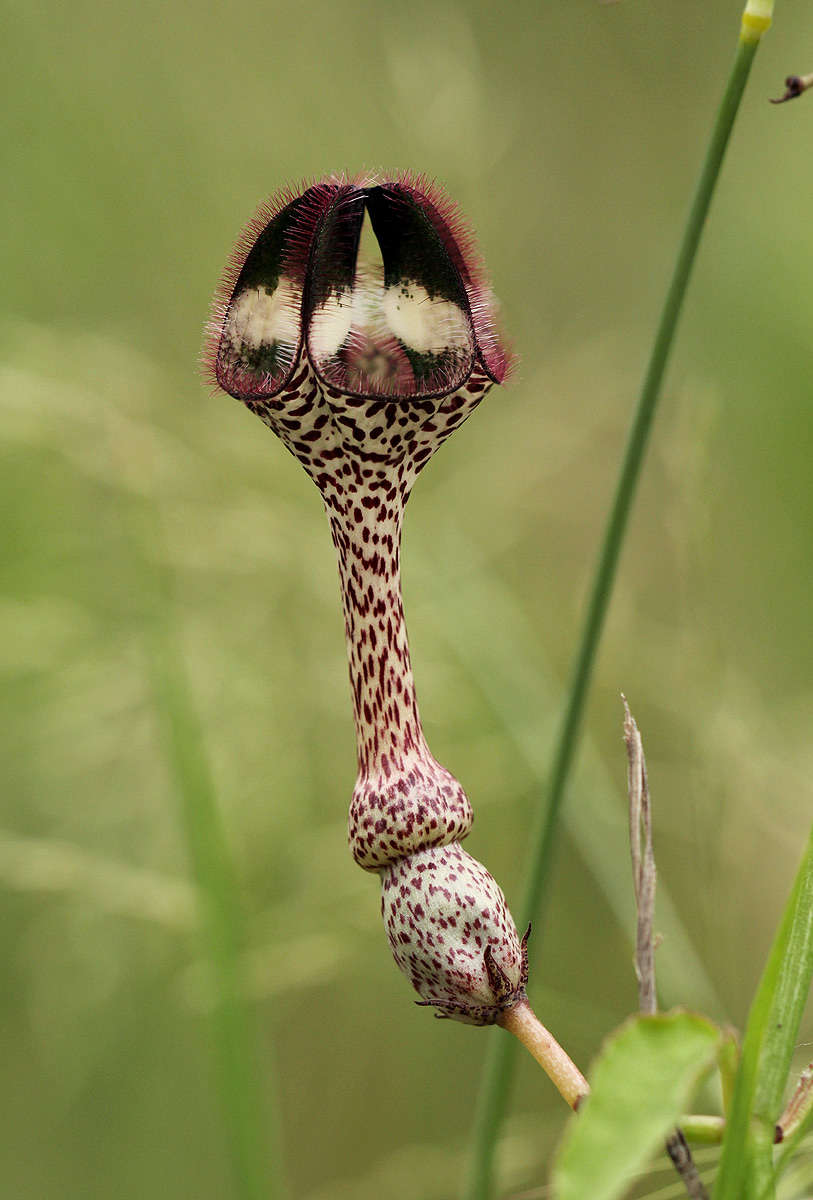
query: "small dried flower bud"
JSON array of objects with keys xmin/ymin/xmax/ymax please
[{"xmin": 380, "ymin": 841, "xmax": 528, "ymax": 1025}]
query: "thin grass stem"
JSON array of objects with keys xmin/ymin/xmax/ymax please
[
  {"xmin": 464, "ymin": 23, "xmax": 765, "ymax": 1200},
  {"xmin": 128, "ymin": 486, "xmax": 286, "ymax": 1200},
  {"xmin": 149, "ymin": 623, "xmax": 285, "ymax": 1200}
]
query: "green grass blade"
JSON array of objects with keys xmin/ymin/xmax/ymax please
[
  {"xmin": 148, "ymin": 628, "xmax": 285, "ymax": 1200},
  {"xmin": 128, "ymin": 487, "xmax": 286, "ymax": 1200},
  {"xmin": 713, "ymin": 825, "xmax": 813, "ymax": 1200},
  {"xmin": 148, "ymin": 617, "xmax": 287, "ymax": 1200},
  {"xmin": 463, "ymin": 25, "xmax": 764, "ymax": 1195},
  {"xmin": 752, "ymin": 830, "xmax": 813, "ymax": 1130}
]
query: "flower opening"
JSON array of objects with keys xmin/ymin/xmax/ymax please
[{"xmin": 204, "ymin": 172, "xmax": 513, "ymax": 406}]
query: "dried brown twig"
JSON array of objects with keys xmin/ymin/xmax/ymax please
[
  {"xmin": 623, "ymin": 698, "xmax": 709, "ymax": 1200},
  {"xmin": 770, "ymin": 72, "xmax": 813, "ymax": 103},
  {"xmin": 775, "ymin": 1061, "xmax": 813, "ymax": 1143},
  {"xmin": 625, "ymin": 698, "xmax": 657, "ymax": 1016}
]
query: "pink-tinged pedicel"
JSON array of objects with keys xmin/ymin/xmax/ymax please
[
  {"xmin": 381, "ymin": 842, "xmax": 528, "ymax": 1025},
  {"xmin": 205, "ymin": 173, "xmax": 523, "ymax": 1024}
]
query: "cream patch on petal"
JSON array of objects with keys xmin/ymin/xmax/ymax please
[
  {"xmin": 226, "ymin": 278, "xmax": 300, "ymax": 351},
  {"xmin": 308, "ymin": 290, "xmax": 354, "ymax": 360},
  {"xmin": 383, "ymin": 284, "xmax": 471, "ymax": 355}
]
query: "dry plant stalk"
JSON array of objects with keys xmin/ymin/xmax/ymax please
[
  {"xmin": 625, "ymin": 697, "xmax": 657, "ymax": 1017},
  {"xmin": 775, "ymin": 1061, "xmax": 813, "ymax": 1143},
  {"xmin": 770, "ymin": 71, "xmax": 813, "ymax": 103},
  {"xmin": 623, "ymin": 698, "xmax": 708, "ymax": 1200}
]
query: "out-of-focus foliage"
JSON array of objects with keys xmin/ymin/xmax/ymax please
[{"xmin": 2, "ymin": 1, "xmax": 812, "ymax": 1196}]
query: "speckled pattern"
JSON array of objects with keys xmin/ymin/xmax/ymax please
[
  {"xmin": 237, "ymin": 347, "xmax": 486, "ymax": 867},
  {"xmin": 207, "ymin": 176, "xmax": 528, "ymax": 1023},
  {"xmin": 382, "ymin": 843, "xmax": 529, "ymax": 1024}
]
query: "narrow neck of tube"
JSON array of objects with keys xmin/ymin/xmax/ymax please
[{"xmin": 324, "ymin": 487, "xmax": 429, "ymax": 778}]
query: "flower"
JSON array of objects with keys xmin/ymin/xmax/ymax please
[
  {"xmin": 205, "ymin": 174, "xmax": 588, "ymax": 1104},
  {"xmin": 204, "ymin": 172, "xmax": 512, "ymax": 410},
  {"xmin": 204, "ymin": 172, "xmax": 520, "ymax": 1025}
]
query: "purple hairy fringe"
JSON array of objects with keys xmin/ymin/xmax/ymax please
[
  {"xmin": 386, "ymin": 170, "xmax": 516, "ymax": 385},
  {"xmin": 201, "ymin": 170, "xmax": 515, "ymax": 402}
]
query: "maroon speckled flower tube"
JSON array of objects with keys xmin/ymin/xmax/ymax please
[{"xmin": 205, "ymin": 173, "xmax": 588, "ymax": 1103}]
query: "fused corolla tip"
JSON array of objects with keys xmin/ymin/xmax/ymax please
[
  {"xmin": 380, "ymin": 842, "xmax": 529, "ymax": 1026},
  {"xmin": 203, "ymin": 171, "xmax": 514, "ymax": 407}
]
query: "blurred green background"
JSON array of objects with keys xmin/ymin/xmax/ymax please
[{"xmin": 3, "ymin": 1, "xmax": 813, "ymax": 1196}]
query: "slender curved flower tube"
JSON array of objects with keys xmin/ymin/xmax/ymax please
[{"xmin": 205, "ymin": 173, "xmax": 587, "ymax": 1100}]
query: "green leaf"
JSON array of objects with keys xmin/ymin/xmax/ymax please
[
  {"xmin": 552, "ymin": 1011, "xmax": 722, "ymax": 1200},
  {"xmin": 714, "ymin": 824, "xmax": 813, "ymax": 1200}
]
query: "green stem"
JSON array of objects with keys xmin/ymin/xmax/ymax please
[
  {"xmin": 464, "ymin": 28, "xmax": 764, "ymax": 1200},
  {"xmin": 680, "ymin": 1115, "xmax": 727, "ymax": 1145},
  {"xmin": 150, "ymin": 637, "xmax": 283, "ymax": 1200},
  {"xmin": 719, "ymin": 1030, "xmax": 741, "ymax": 1116}
]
